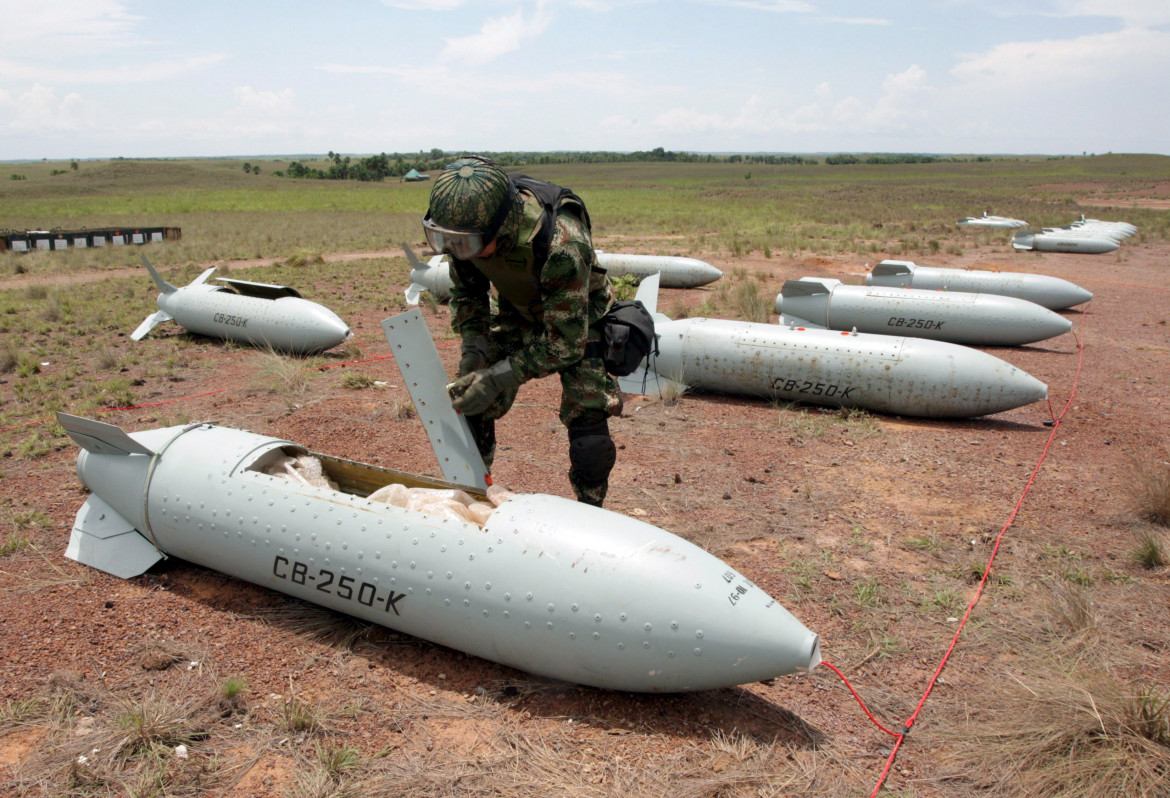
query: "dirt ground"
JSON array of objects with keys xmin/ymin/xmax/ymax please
[{"xmin": 1, "ymin": 231, "xmax": 1168, "ymax": 796}]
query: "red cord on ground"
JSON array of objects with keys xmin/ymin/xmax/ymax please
[
  {"xmin": 820, "ymin": 661, "xmax": 900, "ymax": 738},
  {"xmin": 856, "ymin": 303, "xmax": 1091, "ymax": 796}
]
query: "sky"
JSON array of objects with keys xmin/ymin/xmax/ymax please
[{"xmin": 1, "ymin": 0, "xmax": 1167, "ymax": 160}]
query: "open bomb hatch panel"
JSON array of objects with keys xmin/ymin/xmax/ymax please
[
  {"xmin": 242, "ymin": 445, "xmax": 487, "ymax": 501},
  {"xmin": 216, "ymin": 278, "xmax": 304, "ymax": 300}
]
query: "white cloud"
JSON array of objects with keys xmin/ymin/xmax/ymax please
[
  {"xmin": 633, "ymin": 64, "xmax": 934, "ymax": 142},
  {"xmin": 319, "ymin": 63, "xmax": 401, "ymax": 74},
  {"xmin": 380, "ymin": 0, "xmax": 466, "ymax": 9},
  {"xmin": 649, "ymin": 106, "xmax": 733, "ymax": 134},
  {"xmin": 327, "ymin": 61, "xmax": 654, "ymax": 102},
  {"xmin": 1055, "ymin": 0, "xmax": 1170, "ymax": 27},
  {"xmin": 786, "ymin": 101, "xmax": 826, "ymax": 127},
  {"xmin": 883, "ymin": 64, "xmax": 928, "ymax": 93},
  {"xmin": 0, "ymin": 0, "xmax": 142, "ymax": 58},
  {"xmin": 0, "ymin": 83, "xmax": 91, "ymax": 133},
  {"xmin": 937, "ymin": 27, "xmax": 1169, "ymax": 152},
  {"xmin": 863, "ymin": 65, "xmax": 932, "ymax": 128},
  {"xmin": 441, "ymin": 3, "xmax": 554, "ymax": 64},
  {"xmin": 0, "ymin": 54, "xmax": 229, "ymax": 85},
  {"xmin": 826, "ymin": 96, "xmax": 868, "ymax": 126},
  {"xmin": 952, "ymin": 27, "xmax": 1168, "ymax": 87},
  {"xmin": 989, "ymin": 0, "xmax": 1170, "ymax": 27},
  {"xmin": 815, "ymin": 17, "xmax": 890, "ymax": 25},
  {"xmin": 233, "ymin": 87, "xmax": 298, "ymax": 115},
  {"xmin": 697, "ymin": 0, "xmax": 814, "ymax": 11},
  {"xmin": 563, "ymin": 0, "xmax": 629, "ymax": 9},
  {"xmin": 600, "ymin": 43, "xmax": 673, "ymax": 61}
]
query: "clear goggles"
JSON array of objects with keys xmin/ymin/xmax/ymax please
[{"xmin": 422, "ymin": 215, "xmax": 488, "ymax": 260}]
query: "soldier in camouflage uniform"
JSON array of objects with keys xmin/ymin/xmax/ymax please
[{"xmin": 422, "ymin": 155, "xmax": 621, "ymax": 506}]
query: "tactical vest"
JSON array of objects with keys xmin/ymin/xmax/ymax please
[{"xmin": 469, "ymin": 175, "xmax": 599, "ymax": 324}]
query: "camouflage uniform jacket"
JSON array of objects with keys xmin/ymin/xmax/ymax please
[{"xmin": 448, "ymin": 188, "xmax": 612, "ymax": 384}]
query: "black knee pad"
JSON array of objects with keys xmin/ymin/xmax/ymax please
[{"xmin": 568, "ymin": 420, "xmax": 616, "ymax": 485}]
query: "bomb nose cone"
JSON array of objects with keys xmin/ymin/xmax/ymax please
[
  {"xmin": 593, "ymin": 253, "xmax": 723, "ymax": 288},
  {"xmin": 325, "ymin": 315, "xmax": 351, "ymax": 340},
  {"xmin": 1047, "ymin": 315, "xmax": 1074, "ymax": 339},
  {"xmin": 475, "ymin": 494, "xmax": 821, "ymax": 690},
  {"xmin": 888, "ymin": 338, "xmax": 1048, "ymax": 416},
  {"xmin": 1020, "ymin": 372, "xmax": 1048, "ymax": 405},
  {"xmin": 297, "ymin": 303, "xmax": 352, "ymax": 351},
  {"xmin": 1065, "ymin": 285, "xmax": 1094, "ymax": 307},
  {"xmin": 692, "ymin": 260, "xmax": 725, "ymax": 284}
]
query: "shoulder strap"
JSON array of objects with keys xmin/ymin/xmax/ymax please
[{"xmin": 509, "ymin": 175, "xmax": 591, "ymax": 269}]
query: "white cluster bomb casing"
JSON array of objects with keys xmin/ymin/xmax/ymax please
[
  {"xmin": 775, "ymin": 277, "xmax": 1071, "ymax": 346},
  {"xmin": 866, "ymin": 260, "xmax": 1092, "ymax": 311}
]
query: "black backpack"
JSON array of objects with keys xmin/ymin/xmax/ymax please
[
  {"xmin": 599, "ymin": 299, "xmax": 657, "ymax": 377},
  {"xmin": 509, "ymin": 174, "xmax": 591, "ymax": 270},
  {"xmin": 511, "ymin": 175, "xmax": 655, "ymax": 375}
]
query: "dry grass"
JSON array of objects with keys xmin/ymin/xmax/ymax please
[
  {"xmin": 107, "ymin": 686, "xmax": 209, "ymax": 760},
  {"xmin": 1131, "ymin": 528, "xmax": 1168, "ymax": 569},
  {"xmin": 95, "ymin": 346, "xmax": 120, "ymax": 371},
  {"xmin": 286, "ymin": 248, "xmax": 326, "ymax": 268},
  {"xmin": 342, "ymin": 721, "xmax": 837, "ymax": 797},
  {"xmin": 278, "ymin": 693, "xmax": 324, "ymax": 735},
  {"xmin": 1126, "ymin": 450, "xmax": 1170, "ymax": 526},
  {"xmin": 255, "ymin": 347, "xmax": 322, "ymax": 410},
  {"xmin": 1, "ymin": 542, "xmax": 94, "ymax": 593},
  {"xmin": 0, "ymin": 342, "xmax": 18, "ymax": 374},
  {"xmin": 254, "ymin": 601, "xmax": 383, "ymax": 651},
  {"xmin": 730, "ymin": 280, "xmax": 773, "ymax": 323},
  {"xmin": 130, "ymin": 639, "xmax": 191, "ymax": 671},
  {"xmin": 658, "ymin": 375, "xmax": 689, "ymax": 407},
  {"xmin": 1043, "ymin": 581, "xmax": 1098, "ymax": 641},
  {"xmin": 419, "ymin": 290, "xmax": 441, "ymax": 315},
  {"xmin": 0, "ymin": 529, "xmax": 30, "ymax": 556},
  {"xmin": 942, "ymin": 662, "xmax": 1170, "ymax": 796},
  {"xmin": 390, "ymin": 397, "xmax": 417, "ymax": 419},
  {"xmin": 339, "ymin": 370, "xmax": 378, "ymax": 389},
  {"xmin": 289, "ymin": 766, "xmax": 363, "ymax": 798},
  {"xmin": 358, "ymin": 725, "xmax": 672, "ymax": 797},
  {"xmin": 6, "ymin": 675, "xmax": 224, "ymax": 797}
]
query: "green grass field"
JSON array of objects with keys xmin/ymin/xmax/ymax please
[{"xmin": 3, "ymin": 154, "xmax": 1167, "ymax": 275}]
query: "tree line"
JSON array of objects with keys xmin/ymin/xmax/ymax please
[{"xmin": 273, "ymin": 148, "xmax": 1001, "ymax": 181}]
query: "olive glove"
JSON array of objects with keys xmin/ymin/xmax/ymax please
[
  {"xmin": 457, "ymin": 334, "xmax": 490, "ymax": 378},
  {"xmin": 448, "ymin": 359, "xmax": 520, "ymax": 416}
]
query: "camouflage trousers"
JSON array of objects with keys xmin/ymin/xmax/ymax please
[{"xmin": 466, "ymin": 322, "xmax": 622, "ymax": 505}]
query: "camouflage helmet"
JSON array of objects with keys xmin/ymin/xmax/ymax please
[{"xmin": 426, "ymin": 155, "xmax": 513, "ymax": 233}]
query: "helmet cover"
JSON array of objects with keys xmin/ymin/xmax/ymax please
[{"xmin": 427, "ymin": 156, "xmax": 512, "ymax": 232}]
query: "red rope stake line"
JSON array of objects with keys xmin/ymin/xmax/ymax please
[
  {"xmin": 315, "ymin": 353, "xmax": 394, "ymax": 371},
  {"xmin": 868, "ymin": 303, "xmax": 1091, "ymax": 797},
  {"xmin": 0, "ymin": 416, "xmax": 58, "ymax": 433},
  {"xmin": 820, "ymin": 661, "xmax": 900, "ymax": 738},
  {"xmin": 0, "ymin": 383, "xmax": 246, "ymax": 433},
  {"xmin": 351, "ymin": 333, "xmax": 372, "ymax": 358}
]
